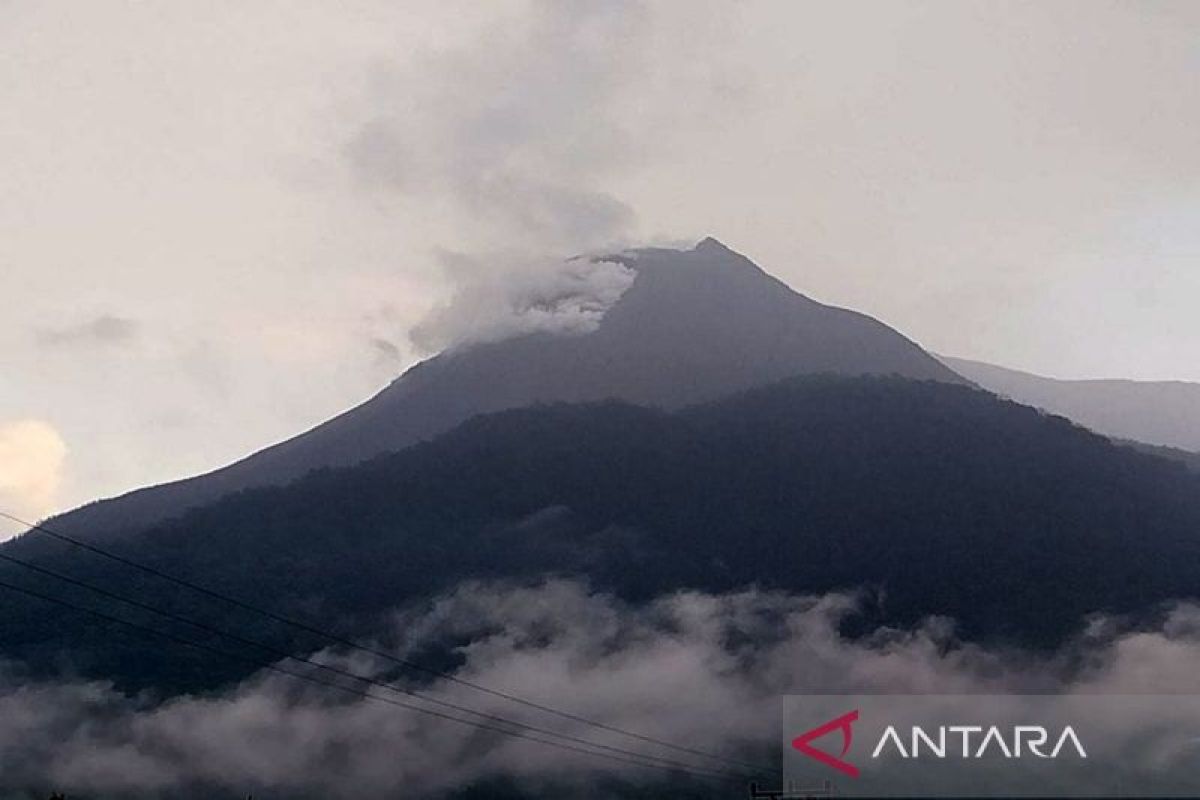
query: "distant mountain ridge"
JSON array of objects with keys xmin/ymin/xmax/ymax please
[
  {"xmin": 942, "ymin": 355, "xmax": 1200, "ymax": 452},
  {"xmin": 43, "ymin": 238, "xmax": 964, "ymax": 539},
  {"xmin": 1119, "ymin": 439, "xmax": 1200, "ymax": 473}
]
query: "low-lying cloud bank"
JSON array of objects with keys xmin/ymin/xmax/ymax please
[{"xmin": 1, "ymin": 581, "xmax": 1199, "ymax": 799}]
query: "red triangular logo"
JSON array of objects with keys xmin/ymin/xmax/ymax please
[{"xmin": 791, "ymin": 709, "xmax": 860, "ymax": 778}]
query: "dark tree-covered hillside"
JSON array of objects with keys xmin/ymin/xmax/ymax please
[{"xmin": 2, "ymin": 375, "xmax": 1198, "ymax": 692}]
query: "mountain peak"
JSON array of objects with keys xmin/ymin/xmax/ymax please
[
  {"xmin": 612, "ymin": 236, "xmax": 757, "ymax": 276},
  {"xmin": 693, "ymin": 236, "xmax": 732, "ymax": 253}
]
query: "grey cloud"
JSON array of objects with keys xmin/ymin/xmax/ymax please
[
  {"xmin": 4, "ymin": 581, "xmax": 1200, "ymax": 798},
  {"xmin": 35, "ymin": 315, "xmax": 139, "ymax": 347},
  {"xmin": 361, "ymin": 304, "xmax": 411, "ymax": 375},
  {"xmin": 369, "ymin": 336, "xmax": 403, "ymax": 364},
  {"xmin": 408, "ymin": 252, "xmax": 635, "ymax": 353},
  {"xmin": 344, "ymin": 118, "xmax": 409, "ymax": 189},
  {"xmin": 340, "ymin": 2, "xmax": 746, "ymax": 358},
  {"xmin": 344, "ymin": 1, "xmax": 648, "ymax": 252}
]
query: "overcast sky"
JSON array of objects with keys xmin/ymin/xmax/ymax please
[{"xmin": 2, "ymin": 0, "xmax": 1198, "ymax": 522}]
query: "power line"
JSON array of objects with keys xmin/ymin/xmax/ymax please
[
  {"xmin": 0, "ymin": 547, "xmax": 765, "ymax": 780},
  {"xmin": 0, "ymin": 577, "xmax": 745, "ymax": 785},
  {"xmin": 0, "ymin": 509, "xmax": 777, "ymax": 777}
]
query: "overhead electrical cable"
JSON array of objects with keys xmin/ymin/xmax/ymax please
[
  {"xmin": 0, "ymin": 576, "xmax": 749, "ymax": 785},
  {"xmin": 0, "ymin": 547, "xmax": 765, "ymax": 780},
  {"xmin": 0, "ymin": 509, "xmax": 778, "ymax": 778}
]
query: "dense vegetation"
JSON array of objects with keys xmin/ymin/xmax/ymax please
[{"xmin": 2, "ymin": 375, "xmax": 1199, "ymax": 692}]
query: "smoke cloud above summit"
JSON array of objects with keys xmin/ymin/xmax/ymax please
[
  {"xmin": 343, "ymin": 1, "xmax": 647, "ymax": 253},
  {"xmin": 409, "ymin": 254, "xmax": 636, "ymax": 353}
]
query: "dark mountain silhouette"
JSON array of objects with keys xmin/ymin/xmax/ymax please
[
  {"xmin": 40, "ymin": 238, "xmax": 963, "ymax": 541},
  {"xmin": 4, "ymin": 375, "xmax": 1198, "ymax": 692},
  {"xmin": 943, "ymin": 355, "xmax": 1200, "ymax": 452}
]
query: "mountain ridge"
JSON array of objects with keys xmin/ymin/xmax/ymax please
[
  {"xmin": 942, "ymin": 354, "xmax": 1200, "ymax": 452},
  {"xmin": 41, "ymin": 238, "xmax": 964, "ymax": 540}
]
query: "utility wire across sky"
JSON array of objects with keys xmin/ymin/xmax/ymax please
[
  {"xmin": 0, "ymin": 575, "xmax": 744, "ymax": 784},
  {"xmin": 0, "ymin": 545, "xmax": 754, "ymax": 781},
  {"xmin": 0, "ymin": 508, "xmax": 779, "ymax": 783}
]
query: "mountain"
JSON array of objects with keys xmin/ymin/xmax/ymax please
[
  {"xmin": 5, "ymin": 375, "xmax": 1198, "ymax": 692},
  {"xmin": 1119, "ymin": 439, "xmax": 1200, "ymax": 473},
  {"xmin": 943, "ymin": 355, "xmax": 1200, "ymax": 452},
  {"xmin": 43, "ymin": 238, "xmax": 964, "ymax": 539}
]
